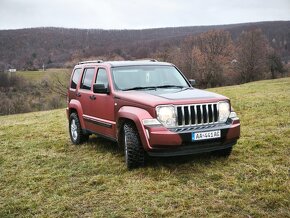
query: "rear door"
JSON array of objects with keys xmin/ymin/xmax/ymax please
[
  {"xmin": 69, "ymin": 68, "xmax": 82, "ymax": 101},
  {"xmin": 77, "ymin": 67, "xmax": 96, "ymax": 131}
]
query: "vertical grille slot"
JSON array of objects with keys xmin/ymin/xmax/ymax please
[
  {"xmin": 184, "ymin": 106, "xmax": 190, "ymax": 125},
  {"xmin": 202, "ymin": 105, "xmax": 207, "ymax": 123},
  {"xmin": 196, "ymin": 105, "xmax": 202, "ymax": 124},
  {"xmin": 177, "ymin": 107, "xmax": 182, "ymax": 126},
  {"xmin": 190, "ymin": 106, "xmax": 195, "ymax": 125},
  {"xmin": 175, "ymin": 103, "xmax": 218, "ymax": 127},
  {"xmin": 208, "ymin": 104, "xmax": 213, "ymax": 123},
  {"xmin": 213, "ymin": 104, "xmax": 218, "ymax": 122}
]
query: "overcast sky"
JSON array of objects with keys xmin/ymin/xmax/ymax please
[{"xmin": 0, "ymin": 0, "xmax": 289, "ymax": 30}]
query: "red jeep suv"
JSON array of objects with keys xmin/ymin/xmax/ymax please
[{"xmin": 67, "ymin": 60, "xmax": 240, "ymax": 169}]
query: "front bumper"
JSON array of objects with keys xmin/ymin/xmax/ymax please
[{"xmin": 142, "ymin": 118, "xmax": 240, "ymax": 157}]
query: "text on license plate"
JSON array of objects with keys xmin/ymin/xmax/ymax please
[{"xmin": 192, "ymin": 130, "xmax": 221, "ymax": 141}]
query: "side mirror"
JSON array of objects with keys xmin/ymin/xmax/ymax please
[
  {"xmin": 189, "ymin": 79, "xmax": 196, "ymax": 87},
  {"xmin": 93, "ymin": 83, "xmax": 109, "ymax": 94}
]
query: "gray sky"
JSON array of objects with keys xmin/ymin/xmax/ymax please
[{"xmin": 0, "ymin": 0, "xmax": 289, "ymax": 30}]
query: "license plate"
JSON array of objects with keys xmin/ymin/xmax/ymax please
[{"xmin": 192, "ymin": 130, "xmax": 221, "ymax": 141}]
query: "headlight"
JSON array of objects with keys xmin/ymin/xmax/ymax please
[
  {"xmin": 218, "ymin": 101, "xmax": 230, "ymax": 123},
  {"xmin": 156, "ymin": 105, "xmax": 176, "ymax": 127}
]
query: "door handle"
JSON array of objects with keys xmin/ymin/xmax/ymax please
[
  {"xmin": 76, "ymin": 92, "xmax": 81, "ymax": 97},
  {"xmin": 89, "ymin": 95, "xmax": 96, "ymax": 100}
]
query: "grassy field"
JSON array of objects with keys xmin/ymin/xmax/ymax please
[
  {"xmin": 15, "ymin": 68, "xmax": 70, "ymax": 81},
  {"xmin": 0, "ymin": 78, "xmax": 289, "ymax": 217}
]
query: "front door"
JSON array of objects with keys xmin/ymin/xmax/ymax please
[{"xmin": 80, "ymin": 67, "xmax": 115, "ymax": 139}]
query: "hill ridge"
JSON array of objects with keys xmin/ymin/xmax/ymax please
[{"xmin": 0, "ymin": 21, "xmax": 289, "ymax": 70}]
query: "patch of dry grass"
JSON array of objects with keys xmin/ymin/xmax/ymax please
[{"xmin": 15, "ymin": 68, "xmax": 69, "ymax": 81}]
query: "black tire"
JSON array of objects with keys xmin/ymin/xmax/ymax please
[
  {"xmin": 69, "ymin": 113, "xmax": 89, "ymax": 144},
  {"xmin": 212, "ymin": 146, "xmax": 233, "ymax": 157},
  {"xmin": 123, "ymin": 122, "xmax": 145, "ymax": 169}
]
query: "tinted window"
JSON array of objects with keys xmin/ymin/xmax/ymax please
[
  {"xmin": 95, "ymin": 68, "xmax": 109, "ymax": 89},
  {"xmin": 71, "ymin": 68, "xmax": 82, "ymax": 89},
  {"xmin": 80, "ymin": 68, "xmax": 95, "ymax": 90}
]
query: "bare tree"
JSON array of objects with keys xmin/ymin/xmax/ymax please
[
  {"xmin": 41, "ymin": 69, "xmax": 71, "ymax": 98},
  {"xmin": 191, "ymin": 30, "xmax": 234, "ymax": 87},
  {"xmin": 177, "ymin": 36, "xmax": 198, "ymax": 79},
  {"xmin": 268, "ymin": 51, "xmax": 285, "ymax": 79},
  {"xmin": 236, "ymin": 28, "xmax": 270, "ymax": 83}
]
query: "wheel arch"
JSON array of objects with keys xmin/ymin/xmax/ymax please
[
  {"xmin": 116, "ymin": 106, "xmax": 153, "ymax": 150},
  {"xmin": 117, "ymin": 117, "xmax": 136, "ymax": 147},
  {"xmin": 68, "ymin": 99, "xmax": 85, "ymax": 129}
]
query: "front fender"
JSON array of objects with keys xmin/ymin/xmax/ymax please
[
  {"xmin": 68, "ymin": 99, "xmax": 85, "ymax": 129},
  {"xmin": 117, "ymin": 106, "xmax": 154, "ymax": 150}
]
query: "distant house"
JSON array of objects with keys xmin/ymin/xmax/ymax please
[
  {"xmin": 9, "ymin": 69, "xmax": 16, "ymax": 72},
  {"xmin": 231, "ymin": 59, "xmax": 238, "ymax": 64}
]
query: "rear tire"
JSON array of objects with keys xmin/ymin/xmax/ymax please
[
  {"xmin": 69, "ymin": 113, "xmax": 89, "ymax": 144},
  {"xmin": 212, "ymin": 146, "xmax": 233, "ymax": 157},
  {"xmin": 123, "ymin": 122, "xmax": 145, "ymax": 169}
]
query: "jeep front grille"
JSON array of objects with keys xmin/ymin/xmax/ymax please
[{"xmin": 176, "ymin": 103, "xmax": 219, "ymax": 127}]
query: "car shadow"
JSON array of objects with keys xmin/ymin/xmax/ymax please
[
  {"xmin": 146, "ymin": 152, "xmax": 219, "ymax": 168},
  {"xmin": 86, "ymin": 135, "xmax": 121, "ymax": 155},
  {"xmin": 85, "ymin": 135, "xmax": 224, "ymax": 169}
]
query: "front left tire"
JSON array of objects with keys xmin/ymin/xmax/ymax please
[{"xmin": 123, "ymin": 122, "xmax": 145, "ymax": 170}]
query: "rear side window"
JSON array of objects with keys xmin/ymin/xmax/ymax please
[
  {"xmin": 95, "ymin": 68, "xmax": 109, "ymax": 89},
  {"xmin": 70, "ymin": 68, "xmax": 82, "ymax": 89},
  {"xmin": 80, "ymin": 68, "xmax": 95, "ymax": 90}
]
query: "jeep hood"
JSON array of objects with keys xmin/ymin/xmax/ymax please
[{"xmin": 115, "ymin": 88, "xmax": 228, "ymax": 108}]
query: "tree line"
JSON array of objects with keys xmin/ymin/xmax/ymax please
[{"xmin": 155, "ymin": 28, "xmax": 286, "ymax": 88}]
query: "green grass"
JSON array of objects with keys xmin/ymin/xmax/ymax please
[
  {"xmin": 15, "ymin": 68, "xmax": 69, "ymax": 80},
  {"xmin": 0, "ymin": 78, "xmax": 289, "ymax": 217}
]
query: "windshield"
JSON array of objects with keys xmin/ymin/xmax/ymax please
[{"xmin": 111, "ymin": 65, "xmax": 189, "ymax": 91}]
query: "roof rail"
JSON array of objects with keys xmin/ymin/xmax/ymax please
[
  {"xmin": 136, "ymin": 59, "xmax": 158, "ymax": 62},
  {"xmin": 78, "ymin": 60, "xmax": 103, "ymax": 65}
]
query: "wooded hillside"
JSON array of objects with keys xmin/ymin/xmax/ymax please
[{"xmin": 0, "ymin": 21, "xmax": 289, "ymax": 71}]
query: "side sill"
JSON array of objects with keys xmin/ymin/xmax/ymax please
[{"xmin": 83, "ymin": 129, "xmax": 117, "ymax": 142}]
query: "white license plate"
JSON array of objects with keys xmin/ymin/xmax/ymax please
[{"xmin": 192, "ymin": 130, "xmax": 221, "ymax": 141}]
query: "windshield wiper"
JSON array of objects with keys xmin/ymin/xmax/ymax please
[
  {"xmin": 154, "ymin": 85, "xmax": 187, "ymax": 89},
  {"xmin": 122, "ymin": 85, "xmax": 188, "ymax": 91},
  {"xmin": 122, "ymin": 86, "xmax": 157, "ymax": 91}
]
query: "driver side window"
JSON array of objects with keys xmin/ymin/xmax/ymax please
[{"xmin": 95, "ymin": 68, "xmax": 109, "ymax": 89}]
